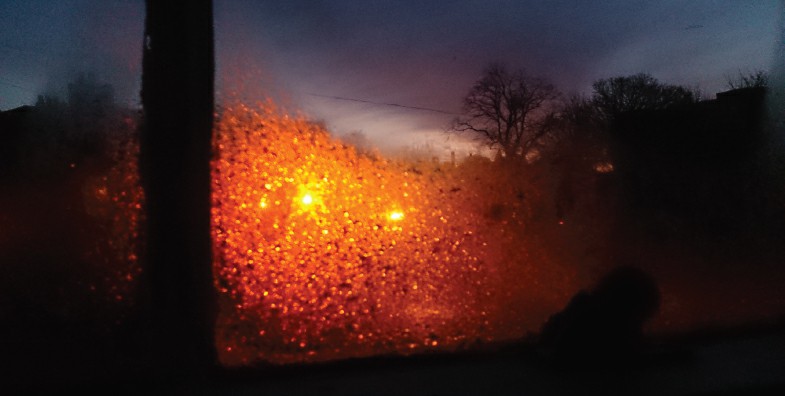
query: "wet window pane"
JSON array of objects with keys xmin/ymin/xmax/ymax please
[{"xmin": 2, "ymin": 2, "xmax": 784, "ymax": 392}]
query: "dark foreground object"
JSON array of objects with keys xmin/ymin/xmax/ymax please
[
  {"xmin": 8, "ymin": 322, "xmax": 785, "ymax": 396},
  {"xmin": 539, "ymin": 266, "xmax": 661, "ymax": 367},
  {"xmin": 139, "ymin": 0, "xmax": 217, "ymax": 376}
]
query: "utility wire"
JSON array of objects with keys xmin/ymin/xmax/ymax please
[{"xmin": 306, "ymin": 92, "xmax": 459, "ymax": 115}]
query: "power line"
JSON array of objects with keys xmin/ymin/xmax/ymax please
[{"xmin": 306, "ymin": 92, "xmax": 459, "ymax": 115}]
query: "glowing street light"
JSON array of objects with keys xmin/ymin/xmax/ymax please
[
  {"xmin": 301, "ymin": 193, "xmax": 313, "ymax": 205},
  {"xmin": 388, "ymin": 210, "xmax": 404, "ymax": 221}
]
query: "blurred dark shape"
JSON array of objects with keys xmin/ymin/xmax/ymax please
[
  {"xmin": 0, "ymin": 98, "xmax": 141, "ymax": 392},
  {"xmin": 546, "ymin": 95, "xmax": 613, "ymax": 222},
  {"xmin": 0, "ymin": 105, "xmax": 33, "ymax": 181},
  {"xmin": 139, "ymin": 0, "xmax": 217, "ymax": 377},
  {"xmin": 539, "ymin": 266, "xmax": 660, "ymax": 367},
  {"xmin": 0, "ymin": 73, "xmax": 124, "ymax": 185},
  {"xmin": 611, "ymin": 86, "xmax": 782, "ymax": 241},
  {"xmin": 68, "ymin": 72, "xmax": 116, "ymax": 119}
]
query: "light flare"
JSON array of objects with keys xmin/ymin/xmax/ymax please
[{"xmin": 301, "ymin": 193, "xmax": 313, "ymax": 205}]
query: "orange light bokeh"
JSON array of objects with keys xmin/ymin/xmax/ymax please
[{"xmin": 210, "ymin": 103, "xmax": 574, "ymax": 365}]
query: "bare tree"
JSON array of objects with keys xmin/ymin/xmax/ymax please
[
  {"xmin": 451, "ymin": 63, "xmax": 559, "ymax": 159},
  {"xmin": 591, "ymin": 73, "xmax": 697, "ymax": 121},
  {"xmin": 726, "ymin": 69, "xmax": 769, "ymax": 90}
]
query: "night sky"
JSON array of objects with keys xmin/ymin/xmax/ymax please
[{"xmin": 1, "ymin": 0, "xmax": 781, "ymax": 154}]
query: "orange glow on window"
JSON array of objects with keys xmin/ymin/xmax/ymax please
[
  {"xmin": 301, "ymin": 193, "xmax": 313, "ymax": 205},
  {"xmin": 388, "ymin": 210, "xmax": 404, "ymax": 221},
  {"xmin": 594, "ymin": 162, "xmax": 615, "ymax": 173},
  {"xmin": 210, "ymin": 102, "xmax": 561, "ymax": 366}
]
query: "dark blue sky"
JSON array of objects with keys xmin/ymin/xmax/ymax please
[{"xmin": 1, "ymin": 0, "xmax": 781, "ymax": 154}]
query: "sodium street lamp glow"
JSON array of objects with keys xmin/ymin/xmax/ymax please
[{"xmin": 301, "ymin": 193, "xmax": 313, "ymax": 205}]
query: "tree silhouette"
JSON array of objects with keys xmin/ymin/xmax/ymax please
[
  {"xmin": 556, "ymin": 95, "xmax": 606, "ymax": 149},
  {"xmin": 725, "ymin": 69, "xmax": 769, "ymax": 90},
  {"xmin": 591, "ymin": 73, "xmax": 696, "ymax": 122},
  {"xmin": 547, "ymin": 95, "xmax": 612, "ymax": 218},
  {"xmin": 451, "ymin": 63, "xmax": 559, "ymax": 159}
]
